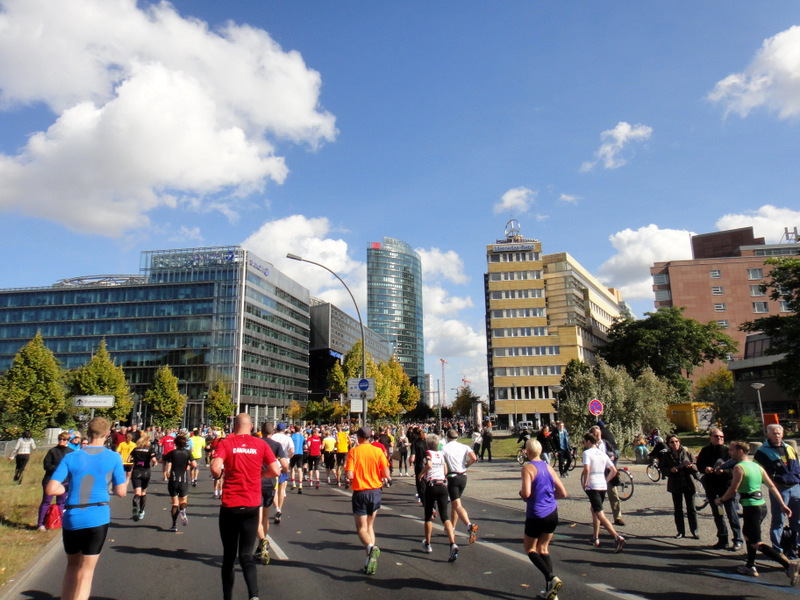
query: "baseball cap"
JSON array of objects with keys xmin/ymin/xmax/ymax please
[
  {"xmin": 276, "ymin": 423, "xmax": 286, "ymax": 431},
  {"xmin": 356, "ymin": 427, "xmax": 370, "ymax": 439}
]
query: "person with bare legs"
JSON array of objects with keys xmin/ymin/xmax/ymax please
[
  {"xmin": 46, "ymin": 417, "xmax": 126, "ymax": 600},
  {"xmin": 164, "ymin": 434, "xmax": 196, "ymax": 532},
  {"xmin": 419, "ymin": 433, "xmax": 459, "ymax": 561},
  {"xmin": 442, "ymin": 428, "xmax": 479, "ymax": 543},
  {"xmin": 581, "ymin": 433, "xmax": 625, "ymax": 552}
]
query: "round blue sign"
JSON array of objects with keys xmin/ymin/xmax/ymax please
[
  {"xmin": 589, "ymin": 399, "xmax": 603, "ymax": 416},
  {"xmin": 358, "ymin": 378, "xmax": 369, "ymax": 391}
]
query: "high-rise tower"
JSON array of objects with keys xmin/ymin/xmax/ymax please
[{"xmin": 367, "ymin": 237, "xmax": 425, "ymax": 396}]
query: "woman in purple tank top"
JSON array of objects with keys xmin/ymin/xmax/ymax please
[{"xmin": 519, "ymin": 439, "xmax": 567, "ymax": 600}]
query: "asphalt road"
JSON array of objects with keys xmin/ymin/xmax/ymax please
[{"xmin": 4, "ymin": 459, "xmax": 799, "ymax": 600}]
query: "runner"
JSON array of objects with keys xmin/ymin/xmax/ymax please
[
  {"xmin": 116, "ymin": 432, "xmax": 136, "ymax": 488},
  {"xmin": 129, "ymin": 432, "xmax": 157, "ymax": 522},
  {"xmin": 290, "ymin": 426, "xmax": 306, "ymax": 493},
  {"xmin": 581, "ymin": 432, "xmax": 625, "ymax": 552},
  {"xmin": 419, "ymin": 433, "xmax": 459, "ymax": 561},
  {"xmin": 189, "ymin": 429, "xmax": 205, "ymax": 486},
  {"xmin": 159, "ymin": 429, "xmax": 176, "ymax": 480},
  {"xmin": 442, "ymin": 428, "xmax": 479, "ymax": 544},
  {"xmin": 211, "ymin": 413, "xmax": 280, "ymax": 600},
  {"xmin": 345, "ymin": 426, "xmax": 390, "ymax": 575},
  {"xmin": 254, "ymin": 422, "xmax": 290, "ymax": 565},
  {"xmin": 520, "ymin": 438, "xmax": 568, "ymax": 600},
  {"xmin": 46, "ymin": 417, "xmax": 126, "ymax": 600},
  {"xmin": 10, "ymin": 430, "xmax": 37, "ymax": 484},
  {"xmin": 322, "ymin": 428, "xmax": 337, "ymax": 484},
  {"xmin": 335, "ymin": 424, "xmax": 350, "ymax": 487},
  {"xmin": 307, "ymin": 427, "xmax": 323, "ymax": 489},
  {"xmin": 164, "ymin": 434, "xmax": 196, "ymax": 532},
  {"xmin": 270, "ymin": 423, "xmax": 294, "ymax": 522}
]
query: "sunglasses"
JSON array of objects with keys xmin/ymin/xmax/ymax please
[{"xmin": 712, "ymin": 435, "xmax": 724, "ymax": 439}]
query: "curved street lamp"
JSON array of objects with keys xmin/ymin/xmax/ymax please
[
  {"xmin": 750, "ymin": 382, "xmax": 766, "ymax": 434},
  {"xmin": 287, "ymin": 253, "xmax": 368, "ymax": 426},
  {"xmin": 549, "ymin": 384, "xmax": 564, "ymax": 417}
]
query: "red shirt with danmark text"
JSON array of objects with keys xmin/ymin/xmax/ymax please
[{"xmin": 215, "ymin": 434, "xmax": 277, "ymax": 507}]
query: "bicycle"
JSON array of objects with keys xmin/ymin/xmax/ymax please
[
  {"xmin": 694, "ymin": 477, "xmax": 708, "ymax": 511},
  {"xmin": 516, "ymin": 447, "xmax": 526, "ymax": 465},
  {"xmin": 646, "ymin": 456, "xmax": 663, "ymax": 482},
  {"xmin": 616, "ymin": 466, "xmax": 634, "ymax": 501}
]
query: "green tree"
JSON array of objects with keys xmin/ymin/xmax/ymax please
[
  {"xmin": 741, "ymin": 255, "xmax": 800, "ymax": 397},
  {"xmin": 205, "ymin": 379, "xmax": 235, "ymax": 427},
  {"xmin": 694, "ymin": 368, "xmax": 756, "ymax": 439},
  {"xmin": 403, "ymin": 400, "xmax": 434, "ymax": 422},
  {"xmin": 598, "ymin": 307, "xmax": 737, "ymax": 399},
  {"xmin": 67, "ymin": 339, "xmax": 133, "ymax": 423},
  {"xmin": 286, "ymin": 400, "xmax": 304, "ymax": 424},
  {"xmin": 143, "ymin": 366, "xmax": 186, "ymax": 428},
  {"xmin": 450, "ymin": 385, "xmax": 486, "ymax": 420},
  {"xmin": 558, "ymin": 359, "xmax": 596, "ymax": 435},
  {"xmin": 0, "ymin": 332, "xmax": 66, "ymax": 437}
]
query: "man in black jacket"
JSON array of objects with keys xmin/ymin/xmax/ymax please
[{"xmin": 696, "ymin": 428, "xmax": 742, "ymax": 551}]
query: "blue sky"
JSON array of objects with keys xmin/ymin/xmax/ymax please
[{"xmin": 1, "ymin": 1, "xmax": 800, "ymax": 401}]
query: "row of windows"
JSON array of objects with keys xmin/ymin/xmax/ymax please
[
  {"xmin": 491, "ymin": 308, "xmax": 545, "ymax": 319},
  {"xmin": 246, "ymin": 272, "xmax": 309, "ymax": 314},
  {"xmin": 0, "ymin": 298, "xmax": 216, "ymax": 324},
  {"xmin": 242, "ymin": 350, "xmax": 308, "ymax": 375},
  {"xmin": 245, "ymin": 319, "xmax": 308, "ymax": 351},
  {"xmin": 488, "ymin": 270, "xmax": 543, "ymax": 281},
  {"xmin": 243, "ymin": 334, "xmax": 307, "ymax": 362},
  {"xmin": 713, "ymin": 301, "xmax": 790, "ymax": 314},
  {"xmin": 0, "ymin": 334, "xmax": 215, "ymax": 357},
  {"xmin": 242, "ymin": 367, "xmax": 307, "ymax": 388},
  {"xmin": 490, "ymin": 289, "xmax": 544, "ymax": 299},
  {"xmin": 495, "ymin": 386, "xmax": 557, "ymax": 400},
  {"xmin": 0, "ymin": 316, "xmax": 217, "ymax": 340},
  {"xmin": 493, "ymin": 327, "xmax": 549, "ymax": 337},
  {"xmin": 0, "ymin": 282, "xmax": 216, "ymax": 308},
  {"xmin": 494, "ymin": 365, "xmax": 562, "ymax": 377},
  {"xmin": 710, "ymin": 268, "xmax": 764, "ymax": 280},
  {"xmin": 246, "ymin": 303, "xmax": 309, "ymax": 338},
  {"xmin": 246, "ymin": 287, "xmax": 308, "ymax": 325},
  {"xmin": 494, "ymin": 346, "xmax": 560, "ymax": 357},
  {"xmin": 488, "ymin": 251, "xmax": 541, "ymax": 263}
]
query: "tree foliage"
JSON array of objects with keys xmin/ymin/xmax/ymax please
[
  {"xmin": 205, "ymin": 379, "xmax": 235, "ymax": 427},
  {"xmin": 67, "ymin": 339, "xmax": 132, "ymax": 423},
  {"xmin": 559, "ymin": 358, "xmax": 675, "ymax": 446},
  {"xmin": 143, "ymin": 366, "xmax": 186, "ymax": 429},
  {"xmin": 598, "ymin": 306, "xmax": 737, "ymax": 399},
  {"xmin": 741, "ymin": 255, "xmax": 800, "ymax": 397},
  {"xmin": 286, "ymin": 400, "xmax": 304, "ymax": 423},
  {"xmin": 450, "ymin": 385, "xmax": 486, "ymax": 420},
  {"xmin": 0, "ymin": 332, "xmax": 66, "ymax": 437},
  {"xmin": 694, "ymin": 368, "xmax": 757, "ymax": 439}
]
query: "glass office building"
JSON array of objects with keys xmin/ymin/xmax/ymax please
[
  {"xmin": 0, "ymin": 246, "xmax": 310, "ymax": 427},
  {"xmin": 366, "ymin": 237, "xmax": 425, "ymax": 396}
]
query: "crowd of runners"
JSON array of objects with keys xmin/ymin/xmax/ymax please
[{"xmin": 26, "ymin": 417, "xmax": 800, "ymax": 600}]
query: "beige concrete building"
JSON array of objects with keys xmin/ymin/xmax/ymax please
[{"xmin": 484, "ymin": 220, "xmax": 627, "ymax": 429}]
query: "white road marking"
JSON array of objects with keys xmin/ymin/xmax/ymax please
[{"xmin": 587, "ymin": 583, "xmax": 650, "ymax": 600}]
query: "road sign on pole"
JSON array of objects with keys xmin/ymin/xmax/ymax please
[
  {"xmin": 348, "ymin": 378, "xmax": 375, "ymax": 400},
  {"xmin": 589, "ymin": 398, "xmax": 604, "ymax": 416},
  {"xmin": 73, "ymin": 395, "xmax": 115, "ymax": 408}
]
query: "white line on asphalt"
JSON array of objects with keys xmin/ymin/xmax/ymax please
[
  {"xmin": 587, "ymin": 583, "xmax": 651, "ymax": 599},
  {"xmin": 267, "ymin": 535, "xmax": 288, "ymax": 560}
]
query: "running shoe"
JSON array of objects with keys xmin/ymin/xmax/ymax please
[
  {"xmin": 132, "ymin": 505, "xmax": 140, "ymax": 521},
  {"xmin": 179, "ymin": 509, "xmax": 188, "ymax": 526},
  {"xmin": 787, "ymin": 560, "xmax": 800, "ymax": 586},
  {"xmin": 448, "ymin": 544, "xmax": 459, "ymax": 562},
  {"xmin": 298, "ymin": 487, "xmax": 303, "ymax": 494},
  {"xmin": 614, "ymin": 536, "xmax": 625, "ymax": 553},
  {"xmin": 254, "ymin": 539, "xmax": 270, "ymax": 565},
  {"xmin": 545, "ymin": 576, "xmax": 563, "ymax": 600},
  {"xmin": 316, "ymin": 481, "xmax": 320, "ymax": 489},
  {"xmin": 192, "ymin": 480, "xmax": 197, "ymax": 487},
  {"xmin": 433, "ymin": 508, "xmax": 437, "ymax": 519},
  {"xmin": 138, "ymin": 511, "xmax": 145, "ymax": 520},
  {"xmin": 365, "ymin": 545, "xmax": 380, "ymax": 575},
  {"xmin": 591, "ymin": 538, "xmax": 600, "ymax": 547},
  {"xmin": 274, "ymin": 510, "xmax": 282, "ymax": 524},
  {"xmin": 422, "ymin": 540, "xmax": 433, "ymax": 554},
  {"xmin": 468, "ymin": 523, "xmax": 478, "ymax": 544},
  {"xmin": 168, "ymin": 525, "xmax": 178, "ymax": 532},
  {"xmin": 737, "ymin": 564, "xmax": 758, "ymax": 577}
]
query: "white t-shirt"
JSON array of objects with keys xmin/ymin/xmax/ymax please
[
  {"xmin": 424, "ymin": 450, "xmax": 448, "ymax": 482},
  {"xmin": 583, "ymin": 446, "xmax": 613, "ymax": 490},
  {"xmin": 442, "ymin": 440, "xmax": 472, "ymax": 474}
]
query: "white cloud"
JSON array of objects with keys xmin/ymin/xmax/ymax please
[
  {"xmin": 416, "ymin": 247, "xmax": 469, "ymax": 284},
  {"xmin": 580, "ymin": 121, "xmax": 653, "ymax": 172},
  {"xmin": 597, "ymin": 224, "xmax": 694, "ymax": 300},
  {"xmin": 423, "ymin": 285, "xmax": 474, "ymax": 317},
  {"xmin": 169, "ymin": 226, "xmax": 204, "ymax": 244},
  {"xmin": 493, "ymin": 186, "xmax": 535, "ymax": 215},
  {"xmin": 708, "ymin": 26, "xmax": 800, "ymax": 119},
  {"xmin": 559, "ymin": 194, "xmax": 579, "ymax": 204},
  {"xmin": 715, "ymin": 205, "xmax": 800, "ymax": 242},
  {"xmin": 0, "ymin": 0, "xmax": 336, "ymax": 236}
]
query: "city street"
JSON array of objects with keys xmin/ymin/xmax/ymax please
[{"xmin": 4, "ymin": 457, "xmax": 798, "ymax": 600}]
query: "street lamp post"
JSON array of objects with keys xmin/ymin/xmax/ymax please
[
  {"xmin": 751, "ymin": 382, "xmax": 766, "ymax": 434},
  {"xmin": 549, "ymin": 384, "xmax": 564, "ymax": 418},
  {"xmin": 287, "ymin": 253, "xmax": 368, "ymax": 426}
]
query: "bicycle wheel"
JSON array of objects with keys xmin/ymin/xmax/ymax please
[
  {"xmin": 617, "ymin": 469, "xmax": 634, "ymax": 501},
  {"xmin": 646, "ymin": 462, "xmax": 661, "ymax": 482},
  {"xmin": 567, "ymin": 448, "xmax": 578, "ymax": 471},
  {"xmin": 516, "ymin": 448, "xmax": 526, "ymax": 465},
  {"xmin": 694, "ymin": 479, "xmax": 708, "ymax": 510}
]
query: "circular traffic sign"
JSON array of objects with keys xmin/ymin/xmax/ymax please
[
  {"xmin": 359, "ymin": 391, "xmax": 367, "ymax": 400},
  {"xmin": 589, "ymin": 399, "xmax": 604, "ymax": 416},
  {"xmin": 358, "ymin": 378, "xmax": 369, "ymax": 391}
]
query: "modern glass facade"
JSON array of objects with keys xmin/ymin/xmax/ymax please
[
  {"xmin": 366, "ymin": 237, "xmax": 425, "ymax": 396},
  {"xmin": 0, "ymin": 246, "xmax": 309, "ymax": 427}
]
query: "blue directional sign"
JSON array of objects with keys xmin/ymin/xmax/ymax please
[{"xmin": 358, "ymin": 378, "xmax": 369, "ymax": 391}]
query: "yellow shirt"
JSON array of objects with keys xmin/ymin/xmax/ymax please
[
  {"xmin": 322, "ymin": 436, "xmax": 337, "ymax": 452},
  {"xmin": 117, "ymin": 441, "xmax": 136, "ymax": 465},
  {"xmin": 336, "ymin": 431, "xmax": 349, "ymax": 453}
]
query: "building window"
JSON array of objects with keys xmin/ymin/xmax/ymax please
[
  {"xmin": 780, "ymin": 300, "xmax": 791, "ymax": 313},
  {"xmin": 753, "ymin": 302, "xmax": 769, "ymax": 314},
  {"xmin": 711, "ymin": 286, "xmax": 724, "ymax": 295},
  {"xmin": 750, "ymin": 285, "xmax": 765, "ymax": 297},
  {"xmin": 652, "ymin": 273, "xmax": 669, "ymax": 285},
  {"xmin": 654, "ymin": 290, "xmax": 671, "ymax": 301},
  {"xmin": 717, "ymin": 320, "xmax": 729, "ymax": 328},
  {"xmin": 709, "ymin": 269, "xmax": 721, "ymax": 278},
  {"xmin": 747, "ymin": 268, "xmax": 763, "ymax": 280},
  {"xmin": 714, "ymin": 303, "xmax": 726, "ymax": 312}
]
